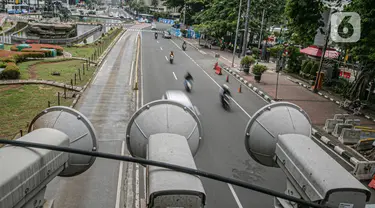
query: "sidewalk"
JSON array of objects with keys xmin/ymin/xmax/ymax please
[{"xmin": 183, "ymin": 37, "xmax": 375, "ymax": 128}]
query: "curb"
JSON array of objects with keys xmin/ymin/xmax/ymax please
[
  {"xmin": 287, "ymin": 77, "xmax": 375, "ymax": 124},
  {"xmin": 222, "ymin": 66, "xmax": 360, "ymax": 166},
  {"xmin": 69, "ymin": 28, "xmax": 126, "ymax": 108}
]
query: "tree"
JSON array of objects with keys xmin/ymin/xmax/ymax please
[
  {"xmin": 284, "ymin": 0, "xmax": 324, "ymax": 46},
  {"xmin": 151, "ymin": 0, "xmax": 159, "ymax": 10},
  {"xmin": 344, "ymin": 0, "xmax": 375, "ymax": 100}
]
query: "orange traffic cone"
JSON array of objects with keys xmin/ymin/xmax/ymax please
[
  {"xmin": 238, "ymin": 85, "xmax": 242, "ymax": 93},
  {"xmin": 226, "ymin": 75, "xmax": 229, "ymax": 83},
  {"xmin": 368, "ymin": 175, "xmax": 375, "ymax": 189}
]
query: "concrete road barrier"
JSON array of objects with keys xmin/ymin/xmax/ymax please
[
  {"xmin": 356, "ymin": 138, "xmax": 375, "ymax": 151},
  {"xmin": 339, "ymin": 128, "xmax": 361, "ymax": 144},
  {"xmin": 323, "ymin": 119, "xmax": 344, "ymax": 134},
  {"xmin": 360, "ymin": 129, "xmax": 375, "ymax": 139},
  {"xmin": 353, "ymin": 161, "xmax": 375, "ymax": 181},
  {"xmin": 345, "ymin": 119, "xmax": 361, "ymax": 126},
  {"xmin": 334, "ymin": 114, "xmax": 350, "ymax": 120},
  {"xmin": 332, "ymin": 123, "xmax": 353, "ymax": 137}
]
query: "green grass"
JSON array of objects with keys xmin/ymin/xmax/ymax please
[
  {"xmin": 64, "ymin": 46, "xmax": 96, "ymax": 58},
  {"xmin": 0, "ymin": 84, "xmax": 73, "ymax": 140},
  {"xmin": 3, "ymin": 44, "xmax": 12, "ymax": 50},
  {"xmin": 19, "ymin": 60, "xmax": 95, "ymax": 86}
]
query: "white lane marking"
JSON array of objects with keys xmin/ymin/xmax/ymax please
[
  {"xmin": 165, "ymin": 56, "xmax": 168, "ymax": 61},
  {"xmin": 160, "ymin": 46, "xmax": 163, "ymax": 50},
  {"xmin": 157, "ymin": 40, "xmax": 159, "ymax": 43},
  {"xmin": 135, "ymin": 164, "xmax": 140, "ymax": 208},
  {"xmin": 115, "ymin": 141, "xmax": 125, "ymax": 208},
  {"xmin": 310, "ymin": 136, "xmax": 354, "ymax": 168},
  {"xmin": 173, "ymin": 72, "xmax": 178, "ymax": 80},
  {"xmin": 129, "ymin": 60, "xmax": 134, "ymax": 86},
  {"xmin": 140, "ymin": 31, "xmax": 146, "ymax": 200},
  {"xmin": 199, "ymin": 50, "xmax": 207, "ymax": 55},
  {"xmin": 125, "ymin": 163, "xmax": 134, "ymax": 208},
  {"xmin": 170, "ymin": 39, "xmax": 182, "ymax": 50},
  {"xmin": 92, "ymin": 59, "xmax": 107, "ymax": 83},
  {"xmin": 228, "ymin": 184, "xmax": 244, "ymax": 208}
]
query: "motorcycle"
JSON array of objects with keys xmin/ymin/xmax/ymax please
[
  {"xmin": 222, "ymin": 94, "xmax": 231, "ymax": 111},
  {"xmin": 184, "ymin": 79, "xmax": 192, "ymax": 93},
  {"xmin": 155, "ymin": 33, "xmax": 158, "ymax": 39},
  {"xmin": 170, "ymin": 55, "xmax": 174, "ymax": 64},
  {"xmin": 182, "ymin": 44, "xmax": 186, "ymax": 51}
]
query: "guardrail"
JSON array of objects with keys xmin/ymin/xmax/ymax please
[{"xmin": 10, "ymin": 24, "xmax": 103, "ymax": 45}]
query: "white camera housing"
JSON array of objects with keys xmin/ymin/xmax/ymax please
[{"xmin": 244, "ymin": 102, "xmax": 370, "ymax": 207}]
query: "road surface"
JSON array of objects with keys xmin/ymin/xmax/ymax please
[
  {"xmin": 140, "ymin": 22, "xmax": 374, "ymax": 206},
  {"xmin": 45, "ymin": 26, "xmax": 146, "ymax": 208}
]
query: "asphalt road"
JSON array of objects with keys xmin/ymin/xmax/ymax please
[
  {"xmin": 142, "ymin": 28, "xmax": 286, "ymax": 208},
  {"xmin": 45, "ymin": 28, "xmax": 142, "ymax": 208}
]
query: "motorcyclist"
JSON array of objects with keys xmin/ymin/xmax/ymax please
[
  {"xmin": 220, "ymin": 84, "xmax": 231, "ymax": 104},
  {"xmin": 182, "ymin": 41, "xmax": 187, "ymax": 49},
  {"xmin": 184, "ymin": 72, "xmax": 193, "ymax": 82},
  {"xmin": 170, "ymin": 51, "xmax": 174, "ymax": 58},
  {"xmin": 155, "ymin": 32, "xmax": 158, "ymax": 39}
]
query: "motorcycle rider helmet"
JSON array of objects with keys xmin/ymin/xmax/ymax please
[{"xmin": 223, "ymin": 84, "xmax": 229, "ymax": 90}]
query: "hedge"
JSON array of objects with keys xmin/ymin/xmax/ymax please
[
  {"xmin": 21, "ymin": 48, "xmax": 52, "ymax": 57},
  {"xmin": 0, "ymin": 62, "xmax": 20, "ymax": 79}
]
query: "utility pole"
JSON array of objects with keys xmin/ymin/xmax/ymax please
[
  {"xmin": 313, "ymin": 9, "xmax": 332, "ymax": 93},
  {"xmin": 232, "ymin": 0, "xmax": 242, "ymax": 67},
  {"xmin": 183, "ymin": 3, "xmax": 186, "ymax": 25},
  {"xmin": 258, "ymin": 8, "xmax": 265, "ymax": 48},
  {"xmin": 241, "ymin": 0, "xmax": 251, "ymax": 57}
]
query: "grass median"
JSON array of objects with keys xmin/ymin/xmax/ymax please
[
  {"xmin": 18, "ymin": 59, "xmax": 95, "ymax": 87},
  {"xmin": 0, "ymin": 84, "xmax": 74, "ymax": 140}
]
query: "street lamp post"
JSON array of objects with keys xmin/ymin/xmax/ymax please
[
  {"xmin": 232, "ymin": 0, "xmax": 242, "ymax": 67},
  {"xmin": 241, "ymin": 0, "xmax": 251, "ymax": 57}
]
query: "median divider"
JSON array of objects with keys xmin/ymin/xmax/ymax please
[
  {"xmin": 133, "ymin": 33, "xmax": 141, "ymax": 91},
  {"xmin": 70, "ymin": 28, "xmax": 127, "ymax": 108}
]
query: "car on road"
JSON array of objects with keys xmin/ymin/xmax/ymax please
[
  {"xmin": 162, "ymin": 31, "xmax": 172, "ymax": 39},
  {"xmin": 161, "ymin": 90, "xmax": 200, "ymax": 116},
  {"xmin": 151, "ymin": 23, "xmax": 156, "ymax": 30}
]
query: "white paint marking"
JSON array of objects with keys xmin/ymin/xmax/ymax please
[
  {"xmin": 115, "ymin": 141, "xmax": 125, "ymax": 208},
  {"xmin": 92, "ymin": 59, "xmax": 107, "ymax": 83},
  {"xmin": 129, "ymin": 60, "xmax": 134, "ymax": 86},
  {"xmin": 157, "ymin": 40, "xmax": 159, "ymax": 43},
  {"xmin": 160, "ymin": 46, "xmax": 163, "ymax": 50},
  {"xmin": 228, "ymin": 184, "xmax": 244, "ymax": 208},
  {"xmin": 125, "ymin": 163, "xmax": 134, "ymax": 208},
  {"xmin": 199, "ymin": 50, "xmax": 207, "ymax": 55},
  {"xmin": 165, "ymin": 56, "xmax": 168, "ymax": 61},
  {"xmin": 173, "ymin": 72, "xmax": 178, "ymax": 80},
  {"xmin": 170, "ymin": 39, "xmax": 182, "ymax": 50},
  {"xmin": 135, "ymin": 164, "xmax": 140, "ymax": 208}
]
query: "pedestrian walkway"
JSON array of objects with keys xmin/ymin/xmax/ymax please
[{"xmin": 182, "ymin": 37, "xmax": 375, "ymax": 127}]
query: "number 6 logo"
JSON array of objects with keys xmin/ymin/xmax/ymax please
[{"xmin": 330, "ymin": 12, "xmax": 361, "ymax": 43}]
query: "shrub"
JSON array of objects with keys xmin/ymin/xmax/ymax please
[
  {"xmin": 286, "ymin": 46, "xmax": 302, "ymax": 73},
  {"xmin": 269, "ymin": 45, "xmax": 284, "ymax": 58},
  {"xmin": 0, "ymin": 57, "xmax": 16, "ymax": 63},
  {"xmin": 0, "ymin": 62, "xmax": 6, "ymax": 68},
  {"xmin": 0, "ymin": 62, "xmax": 20, "ymax": 79},
  {"xmin": 10, "ymin": 46, "xmax": 18, "ymax": 51},
  {"xmin": 21, "ymin": 49, "xmax": 52, "ymax": 57},
  {"xmin": 83, "ymin": 39, "xmax": 87, "ymax": 44},
  {"xmin": 240, "ymin": 55, "xmax": 255, "ymax": 66},
  {"xmin": 252, "ymin": 47, "xmax": 260, "ymax": 59},
  {"xmin": 252, "ymin": 64, "xmax": 268, "ymax": 74},
  {"xmin": 309, "ymin": 62, "xmax": 319, "ymax": 76},
  {"xmin": 303, "ymin": 60, "xmax": 314, "ymax": 74},
  {"xmin": 301, "ymin": 60, "xmax": 309, "ymax": 71}
]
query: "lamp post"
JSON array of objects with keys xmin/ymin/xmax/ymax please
[
  {"xmin": 231, "ymin": 0, "xmax": 242, "ymax": 67},
  {"xmin": 241, "ymin": 0, "xmax": 251, "ymax": 57}
]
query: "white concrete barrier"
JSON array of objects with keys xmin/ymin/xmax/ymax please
[
  {"xmin": 332, "ymin": 123, "xmax": 353, "ymax": 138},
  {"xmin": 356, "ymin": 138, "xmax": 375, "ymax": 151},
  {"xmin": 339, "ymin": 128, "xmax": 361, "ymax": 145},
  {"xmin": 345, "ymin": 119, "xmax": 361, "ymax": 126},
  {"xmin": 323, "ymin": 119, "xmax": 344, "ymax": 134},
  {"xmin": 353, "ymin": 161, "xmax": 375, "ymax": 181},
  {"xmin": 334, "ymin": 114, "xmax": 350, "ymax": 120}
]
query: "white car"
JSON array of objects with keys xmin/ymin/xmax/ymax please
[{"xmin": 162, "ymin": 90, "xmax": 200, "ymax": 116}]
